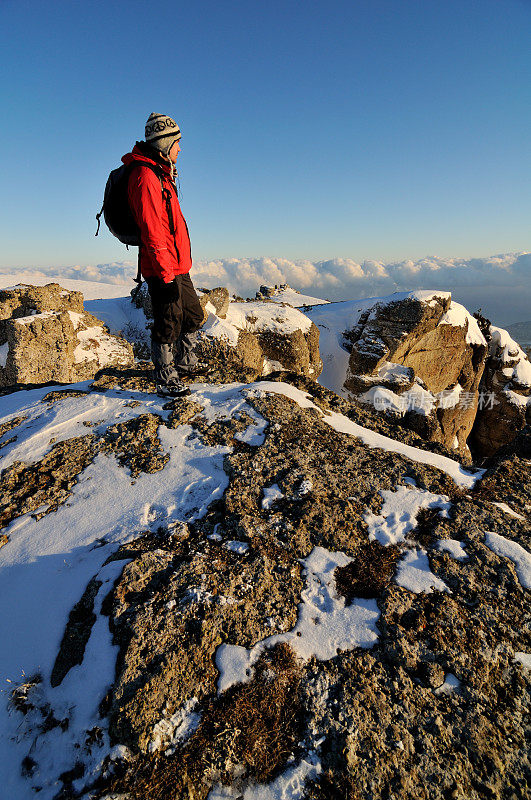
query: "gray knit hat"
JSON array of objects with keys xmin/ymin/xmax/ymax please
[{"xmin": 144, "ymin": 113, "xmax": 181, "ymax": 156}]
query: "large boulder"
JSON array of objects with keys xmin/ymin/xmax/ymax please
[
  {"xmin": 199, "ymin": 299, "xmax": 323, "ymax": 380},
  {"xmin": 471, "ymin": 325, "xmax": 531, "ymax": 458},
  {"xmin": 320, "ymin": 292, "xmax": 488, "ymax": 460},
  {"xmin": 0, "ymin": 284, "xmax": 134, "ymax": 388}
]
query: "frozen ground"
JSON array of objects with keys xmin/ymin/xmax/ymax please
[{"xmin": 0, "ymin": 377, "xmax": 485, "ymax": 798}]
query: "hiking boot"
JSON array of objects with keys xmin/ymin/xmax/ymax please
[
  {"xmin": 156, "ymin": 381, "xmax": 191, "ymax": 398},
  {"xmin": 179, "ymin": 361, "xmax": 213, "ymax": 378}
]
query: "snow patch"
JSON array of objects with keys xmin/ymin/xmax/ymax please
[
  {"xmin": 215, "ymin": 546, "xmax": 380, "ymax": 694},
  {"xmin": 364, "ymin": 485, "xmax": 451, "ymax": 547},
  {"xmin": 435, "ymin": 673, "xmax": 461, "ymax": 695},
  {"xmin": 226, "ymin": 301, "xmax": 313, "ymax": 335},
  {"xmin": 491, "ymin": 502, "xmax": 526, "ymax": 520},
  {"xmin": 262, "ymin": 483, "xmax": 285, "ymax": 510},
  {"xmin": 73, "ymin": 324, "xmax": 129, "ymax": 366},
  {"xmin": 490, "ymin": 325, "xmax": 531, "ymax": 387},
  {"xmin": 395, "ymin": 548, "xmax": 450, "ymax": 594},
  {"xmin": 439, "ymin": 302, "xmax": 487, "ymax": 346},
  {"xmin": 514, "ymin": 652, "xmax": 531, "ymax": 670},
  {"xmin": 202, "ymin": 312, "xmax": 240, "ymax": 347},
  {"xmin": 0, "ymin": 341, "xmax": 9, "ymax": 368},
  {"xmin": 208, "ymin": 751, "xmax": 322, "ymax": 799},
  {"xmin": 223, "ymin": 540, "xmax": 250, "ymax": 555},
  {"xmin": 248, "ymin": 382, "xmax": 483, "ymax": 489},
  {"xmin": 436, "ymin": 539, "xmax": 469, "ymax": 561},
  {"xmin": 148, "ymin": 698, "xmax": 201, "ymax": 755},
  {"xmin": 484, "ymin": 531, "xmax": 531, "ymax": 589}
]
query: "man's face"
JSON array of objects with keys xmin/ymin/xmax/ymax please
[{"xmin": 168, "ymin": 140, "xmax": 181, "ymax": 163}]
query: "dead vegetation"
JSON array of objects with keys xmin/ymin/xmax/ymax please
[
  {"xmin": 407, "ymin": 506, "xmax": 444, "ymax": 548},
  {"xmin": 306, "ymin": 770, "xmax": 362, "ymax": 800},
  {"xmin": 107, "ymin": 643, "xmax": 304, "ymax": 800},
  {"xmin": 334, "ymin": 541, "xmax": 401, "ymax": 600}
]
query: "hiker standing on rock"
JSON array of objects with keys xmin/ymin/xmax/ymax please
[{"xmin": 122, "ymin": 113, "xmax": 207, "ymax": 397}]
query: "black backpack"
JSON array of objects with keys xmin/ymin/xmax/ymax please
[{"xmin": 95, "ymin": 162, "xmax": 177, "ymax": 296}]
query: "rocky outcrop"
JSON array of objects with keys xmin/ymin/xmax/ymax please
[
  {"xmin": 472, "ymin": 325, "xmax": 531, "ymax": 458},
  {"xmin": 335, "ymin": 292, "xmax": 488, "ymax": 460},
  {"xmin": 198, "ymin": 286, "xmax": 230, "ymax": 321},
  {"xmin": 131, "ymin": 284, "xmax": 231, "ymax": 325},
  {"xmin": 2, "ymin": 366, "xmax": 529, "ymax": 800},
  {"xmin": 0, "ymin": 283, "xmax": 133, "ymax": 388},
  {"xmin": 199, "ymin": 299, "xmax": 323, "ymax": 380},
  {"xmin": 129, "ymin": 283, "xmax": 321, "ymax": 380}
]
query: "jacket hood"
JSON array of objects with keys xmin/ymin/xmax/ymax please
[{"xmin": 121, "ymin": 142, "xmax": 173, "ymax": 177}]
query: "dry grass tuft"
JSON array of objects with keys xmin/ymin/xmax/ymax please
[
  {"xmin": 335, "ymin": 541, "xmax": 400, "ymax": 600},
  {"xmin": 110, "ymin": 643, "xmax": 304, "ymax": 800},
  {"xmin": 407, "ymin": 506, "xmax": 443, "ymax": 548},
  {"xmin": 305, "ymin": 770, "xmax": 362, "ymax": 800}
]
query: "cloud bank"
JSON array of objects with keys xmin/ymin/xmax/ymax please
[{"xmin": 3, "ymin": 252, "xmax": 530, "ymax": 326}]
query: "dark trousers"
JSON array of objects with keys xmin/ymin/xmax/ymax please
[{"xmin": 147, "ymin": 273, "xmax": 203, "ymax": 344}]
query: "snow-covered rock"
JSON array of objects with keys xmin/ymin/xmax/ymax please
[
  {"xmin": 308, "ymin": 291, "xmax": 487, "ymax": 460},
  {"xmin": 0, "ymin": 284, "xmax": 133, "ymax": 388},
  {"xmin": 0, "ymin": 363, "xmax": 528, "ymax": 800},
  {"xmin": 472, "ymin": 324, "xmax": 531, "ymax": 457}
]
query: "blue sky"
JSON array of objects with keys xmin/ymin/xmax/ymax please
[{"xmin": 1, "ymin": 0, "xmax": 530, "ymax": 268}]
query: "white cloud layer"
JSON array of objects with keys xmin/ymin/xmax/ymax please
[{"xmin": 2, "ymin": 252, "xmax": 530, "ymax": 326}]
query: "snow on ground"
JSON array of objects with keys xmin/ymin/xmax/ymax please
[
  {"xmin": 0, "ymin": 342, "xmax": 9, "ymax": 368},
  {"xmin": 0, "ymin": 382, "xmax": 267, "ymax": 800},
  {"xmin": 73, "ymin": 323, "xmax": 131, "ymax": 366},
  {"xmin": 484, "ymin": 531, "xmax": 531, "ymax": 589},
  {"xmin": 436, "ymin": 539, "xmax": 469, "ymax": 561},
  {"xmin": 225, "ymin": 301, "xmax": 313, "ymax": 335},
  {"xmin": 8, "ymin": 558, "xmax": 127, "ymax": 796},
  {"xmin": 224, "ymin": 540, "xmax": 250, "ymax": 555},
  {"xmin": 0, "ymin": 376, "xmax": 485, "ymax": 798},
  {"xmin": 514, "ymin": 653, "xmax": 531, "ymax": 670},
  {"xmin": 215, "ymin": 546, "xmax": 380, "ymax": 694},
  {"xmin": 360, "ymin": 383, "xmax": 436, "ymax": 417},
  {"xmin": 434, "ymin": 673, "xmax": 461, "ymax": 695},
  {"xmin": 262, "ymin": 483, "xmax": 285, "ymax": 509},
  {"xmin": 364, "ymin": 485, "xmax": 451, "ymax": 546},
  {"xmin": 491, "ymin": 502, "xmax": 526, "ymax": 520},
  {"xmin": 395, "ymin": 548, "xmax": 450, "ymax": 594},
  {"xmin": 202, "ymin": 312, "xmax": 240, "ymax": 346},
  {"xmin": 208, "ymin": 751, "xmax": 322, "ymax": 800},
  {"xmin": 265, "ymin": 286, "xmax": 330, "ymax": 308},
  {"xmin": 148, "ymin": 698, "xmax": 201, "ymax": 755},
  {"xmin": 248, "ymin": 382, "xmax": 483, "ymax": 489}
]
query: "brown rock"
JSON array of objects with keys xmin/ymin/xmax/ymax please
[
  {"xmin": 472, "ymin": 327, "xmax": 531, "ymax": 458},
  {"xmin": 0, "ymin": 284, "xmax": 134, "ymax": 389},
  {"xmin": 0, "ymin": 283, "xmax": 84, "ymax": 320},
  {"xmin": 343, "ymin": 295, "xmax": 487, "ymax": 459},
  {"xmin": 199, "ymin": 287, "xmax": 230, "ymax": 321}
]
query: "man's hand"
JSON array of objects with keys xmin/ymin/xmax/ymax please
[{"xmin": 161, "ymin": 278, "xmax": 180, "ymax": 300}]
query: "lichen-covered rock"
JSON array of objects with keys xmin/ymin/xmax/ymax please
[
  {"xmin": 0, "ymin": 283, "xmax": 133, "ymax": 388},
  {"xmin": 0, "ymin": 282, "xmax": 84, "ymax": 320},
  {"xmin": 4, "ymin": 378, "xmax": 529, "ymax": 800},
  {"xmin": 472, "ymin": 325, "xmax": 531, "ymax": 458}
]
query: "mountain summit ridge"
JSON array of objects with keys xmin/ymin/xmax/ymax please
[{"xmin": 0, "ymin": 282, "xmax": 529, "ymax": 800}]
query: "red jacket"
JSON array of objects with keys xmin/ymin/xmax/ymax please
[{"xmin": 122, "ymin": 144, "xmax": 192, "ymax": 282}]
